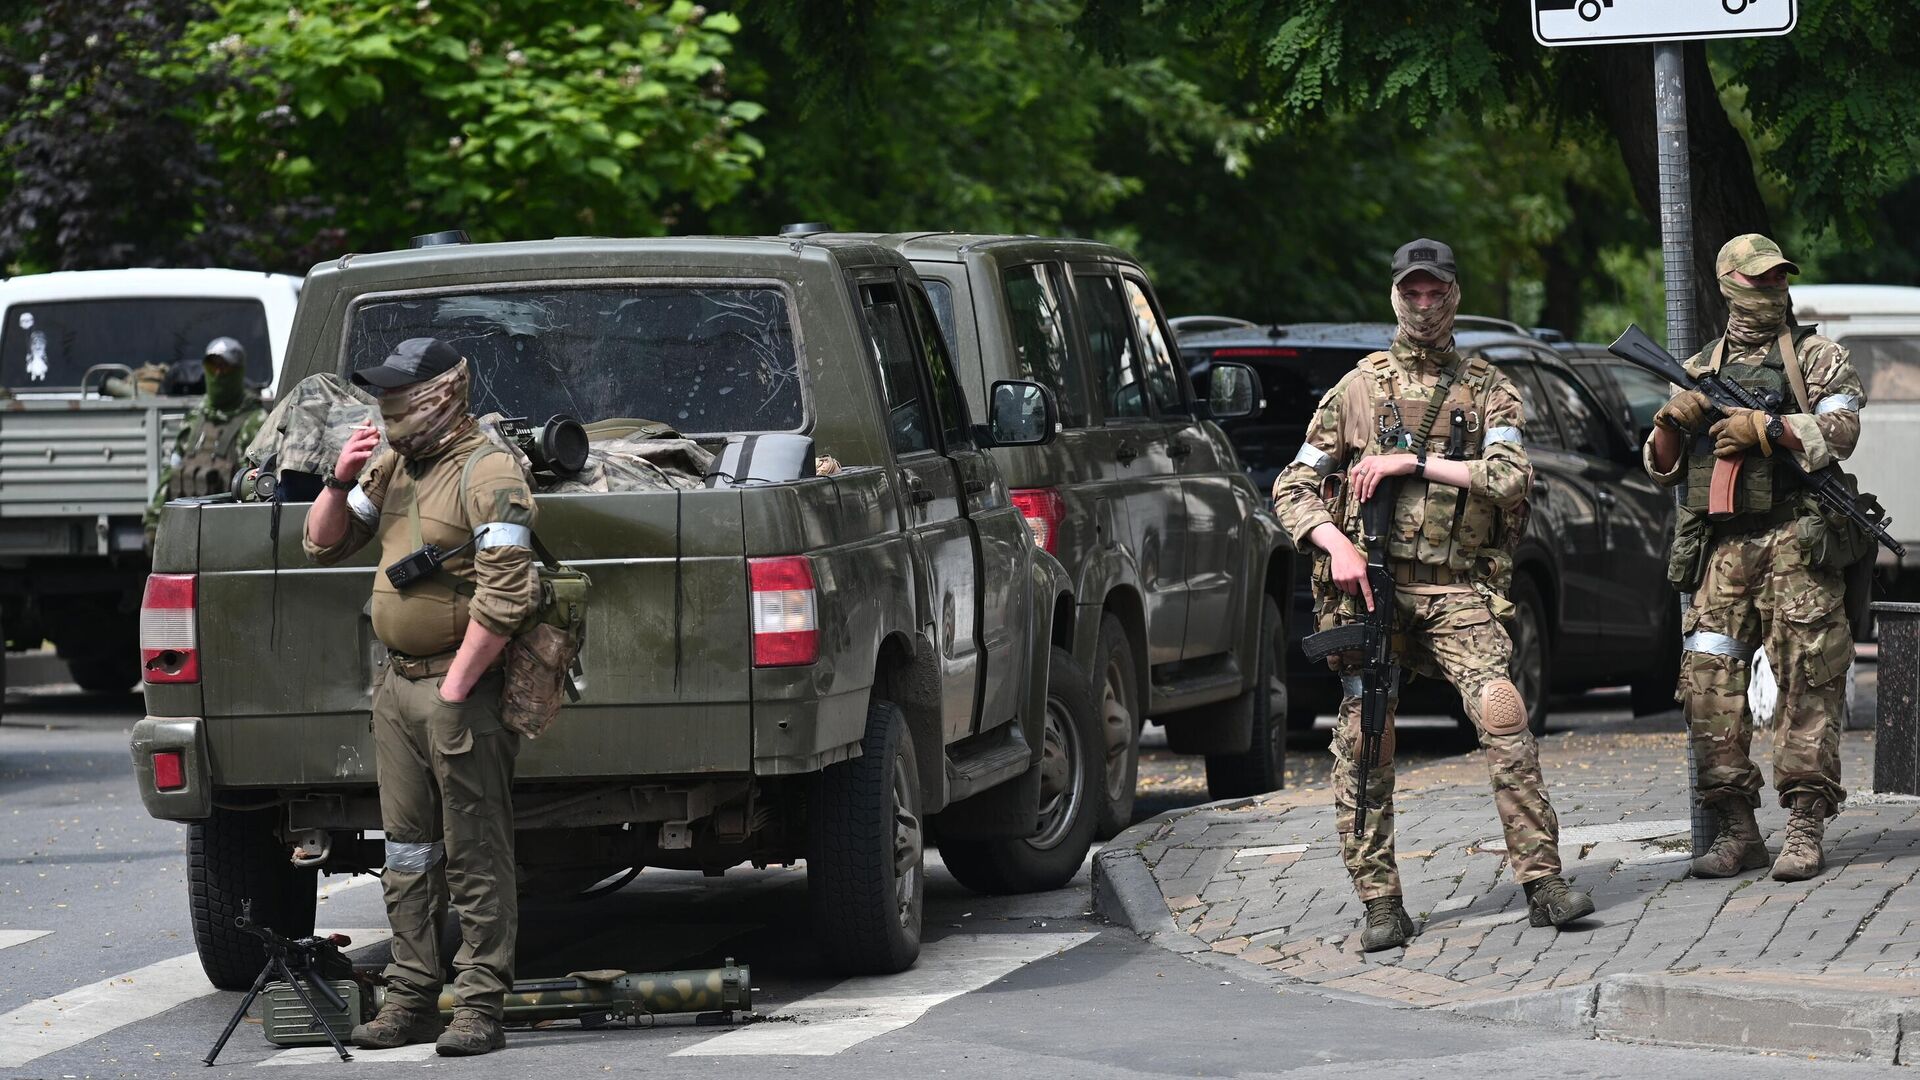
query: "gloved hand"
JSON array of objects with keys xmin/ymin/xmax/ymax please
[
  {"xmin": 1653, "ymin": 389, "xmax": 1712, "ymax": 433},
  {"xmin": 1711, "ymin": 408, "xmax": 1773, "ymax": 459}
]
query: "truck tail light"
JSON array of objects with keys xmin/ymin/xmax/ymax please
[
  {"xmin": 1011, "ymin": 488, "xmax": 1065, "ymax": 554},
  {"xmin": 152, "ymin": 750, "xmax": 186, "ymax": 791},
  {"xmin": 749, "ymin": 557, "xmax": 818, "ymax": 667},
  {"xmin": 140, "ymin": 573, "xmax": 199, "ymax": 684}
]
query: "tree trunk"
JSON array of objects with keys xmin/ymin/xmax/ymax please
[{"xmin": 1584, "ymin": 42, "xmax": 1773, "ymax": 340}]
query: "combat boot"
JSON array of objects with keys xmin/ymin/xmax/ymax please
[
  {"xmin": 1357, "ymin": 896, "xmax": 1416, "ymax": 952},
  {"xmin": 1689, "ymin": 802, "xmax": 1770, "ymax": 878},
  {"xmin": 1771, "ymin": 794, "xmax": 1829, "ymax": 882},
  {"xmin": 435, "ymin": 1008, "xmax": 507, "ymax": 1057},
  {"xmin": 350, "ymin": 1001, "xmax": 444, "ymax": 1049},
  {"xmin": 1524, "ymin": 875, "xmax": 1595, "ymax": 928}
]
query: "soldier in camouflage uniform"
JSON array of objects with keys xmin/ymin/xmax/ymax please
[
  {"xmin": 1645, "ymin": 234, "xmax": 1862, "ymax": 883},
  {"xmin": 1272, "ymin": 239, "xmax": 1594, "ymax": 951},
  {"xmin": 143, "ymin": 337, "xmax": 265, "ymax": 542}
]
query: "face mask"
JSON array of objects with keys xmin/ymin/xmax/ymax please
[
  {"xmin": 1720, "ymin": 275, "xmax": 1789, "ymax": 347},
  {"xmin": 1390, "ymin": 280, "xmax": 1460, "ymax": 349},
  {"xmin": 204, "ymin": 364, "xmax": 245, "ymax": 412},
  {"xmin": 380, "ymin": 359, "xmax": 473, "ymax": 460}
]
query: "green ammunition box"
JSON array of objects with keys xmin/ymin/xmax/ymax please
[{"xmin": 260, "ymin": 979, "xmax": 365, "ymax": 1047}]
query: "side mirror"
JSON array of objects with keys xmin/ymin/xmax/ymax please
[
  {"xmin": 977, "ymin": 379, "xmax": 1059, "ymax": 447},
  {"xmin": 1206, "ymin": 361, "xmax": 1262, "ymax": 421}
]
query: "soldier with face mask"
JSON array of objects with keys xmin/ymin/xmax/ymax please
[
  {"xmin": 143, "ymin": 337, "xmax": 264, "ymax": 543},
  {"xmin": 304, "ymin": 337, "xmax": 539, "ymax": 1056},
  {"xmin": 1645, "ymin": 234, "xmax": 1863, "ymax": 883},
  {"xmin": 1271, "ymin": 239, "xmax": 1594, "ymax": 951}
]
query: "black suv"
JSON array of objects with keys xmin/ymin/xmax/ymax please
[{"xmin": 1181, "ymin": 323, "xmax": 1681, "ymax": 731}]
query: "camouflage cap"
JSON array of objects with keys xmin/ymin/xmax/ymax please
[{"xmin": 1716, "ymin": 234, "xmax": 1800, "ymax": 278}]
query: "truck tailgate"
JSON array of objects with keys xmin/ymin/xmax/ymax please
[
  {"xmin": 187, "ymin": 487, "xmax": 752, "ymax": 783},
  {"xmin": 0, "ymin": 399, "xmax": 185, "ymax": 518}
]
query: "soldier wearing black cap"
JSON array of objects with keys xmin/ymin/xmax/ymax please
[
  {"xmin": 1271, "ymin": 239, "xmax": 1594, "ymax": 952},
  {"xmin": 304, "ymin": 337, "xmax": 536, "ymax": 1056}
]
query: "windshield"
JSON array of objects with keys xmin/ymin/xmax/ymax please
[
  {"xmin": 1837, "ymin": 335, "xmax": 1920, "ymax": 403},
  {"xmin": 0, "ymin": 298, "xmax": 272, "ymax": 390},
  {"xmin": 346, "ymin": 284, "xmax": 804, "ymax": 433}
]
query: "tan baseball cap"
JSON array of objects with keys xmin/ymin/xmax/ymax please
[{"xmin": 1716, "ymin": 233, "xmax": 1799, "ymax": 278}]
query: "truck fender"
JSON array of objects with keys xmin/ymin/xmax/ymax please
[
  {"xmin": 1231, "ymin": 511, "xmax": 1293, "ymax": 692},
  {"xmin": 1070, "ymin": 543, "xmax": 1142, "ymax": 674},
  {"xmin": 1020, "ymin": 548, "xmax": 1076, "ymax": 768}
]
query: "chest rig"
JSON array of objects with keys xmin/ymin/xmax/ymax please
[
  {"xmin": 168, "ymin": 405, "xmax": 257, "ymax": 500},
  {"xmin": 1352, "ymin": 350, "xmax": 1502, "ymax": 574},
  {"xmin": 1681, "ymin": 327, "xmax": 1815, "ymax": 521}
]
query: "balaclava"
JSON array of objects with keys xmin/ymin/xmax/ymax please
[
  {"xmin": 380, "ymin": 358, "xmax": 474, "ymax": 460},
  {"xmin": 204, "ymin": 363, "xmax": 246, "ymax": 413},
  {"xmin": 1390, "ymin": 280, "xmax": 1461, "ymax": 350},
  {"xmin": 1720, "ymin": 275, "xmax": 1790, "ymax": 348}
]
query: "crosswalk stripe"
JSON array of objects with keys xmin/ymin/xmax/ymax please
[
  {"xmin": 0, "ymin": 930, "xmax": 52, "ymax": 951},
  {"xmin": 672, "ymin": 932, "xmax": 1096, "ymax": 1057},
  {"xmin": 259, "ymin": 1044, "xmax": 436, "ymax": 1066},
  {"xmin": 0, "ymin": 929, "xmax": 390, "ymax": 1069}
]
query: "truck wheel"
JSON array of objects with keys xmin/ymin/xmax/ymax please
[
  {"xmin": 1629, "ymin": 598, "xmax": 1682, "ymax": 717},
  {"xmin": 69, "ymin": 652, "xmax": 139, "ymax": 694},
  {"xmin": 189, "ymin": 807, "xmax": 317, "ymax": 990},
  {"xmin": 1205, "ymin": 595, "xmax": 1288, "ymax": 799},
  {"xmin": 1091, "ymin": 615, "xmax": 1140, "ymax": 839},
  {"xmin": 809, "ymin": 698, "xmax": 922, "ymax": 975},
  {"xmin": 1509, "ymin": 575, "xmax": 1552, "ymax": 736},
  {"xmin": 939, "ymin": 647, "xmax": 1101, "ymax": 894}
]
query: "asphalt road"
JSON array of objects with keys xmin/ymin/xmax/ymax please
[{"xmin": 2, "ymin": 679, "xmax": 1904, "ymax": 1079}]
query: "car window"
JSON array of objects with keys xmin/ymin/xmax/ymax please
[
  {"xmin": 1835, "ymin": 335, "xmax": 1920, "ymax": 402},
  {"xmin": 1000, "ymin": 263, "xmax": 1088, "ymax": 427},
  {"xmin": 1075, "ymin": 272, "xmax": 1149, "ymax": 420},
  {"xmin": 1603, "ymin": 361, "xmax": 1671, "ymax": 435},
  {"xmin": 1535, "ymin": 363, "xmax": 1613, "ymax": 457},
  {"xmin": 906, "ymin": 284, "xmax": 973, "ymax": 449},
  {"xmin": 858, "ymin": 280, "xmax": 933, "ymax": 456},
  {"xmin": 1122, "ymin": 277, "xmax": 1184, "ymax": 414},
  {"xmin": 923, "ymin": 279, "xmax": 958, "ymax": 356},
  {"xmin": 1494, "ymin": 360, "xmax": 1564, "ymax": 451}
]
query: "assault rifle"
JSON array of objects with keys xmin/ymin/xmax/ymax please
[
  {"xmin": 1608, "ymin": 324, "xmax": 1903, "ymax": 557},
  {"xmin": 1300, "ymin": 486, "xmax": 1400, "ymax": 834}
]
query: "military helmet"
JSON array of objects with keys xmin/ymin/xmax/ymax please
[{"xmin": 203, "ymin": 336, "xmax": 248, "ymax": 369}]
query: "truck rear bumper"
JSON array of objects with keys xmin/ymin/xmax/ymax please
[{"xmin": 129, "ymin": 716, "xmax": 212, "ymax": 821}]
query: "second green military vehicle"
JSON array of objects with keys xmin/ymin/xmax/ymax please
[
  {"xmin": 874, "ymin": 234, "xmax": 1294, "ymax": 823},
  {"xmin": 130, "ymin": 233, "xmax": 1104, "ymax": 986}
]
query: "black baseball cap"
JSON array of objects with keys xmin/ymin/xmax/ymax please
[
  {"xmin": 1391, "ymin": 238, "xmax": 1457, "ymax": 284},
  {"xmin": 352, "ymin": 337, "xmax": 462, "ymax": 392}
]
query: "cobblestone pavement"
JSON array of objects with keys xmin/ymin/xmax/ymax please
[{"xmin": 1124, "ymin": 678, "xmax": 1920, "ymax": 1012}]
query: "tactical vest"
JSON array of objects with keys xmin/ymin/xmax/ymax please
[
  {"xmin": 1349, "ymin": 351, "xmax": 1508, "ymax": 574},
  {"xmin": 1680, "ymin": 328, "xmax": 1815, "ymax": 520},
  {"xmin": 167, "ymin": 404, "xmax": 260, "ymax": 500}
]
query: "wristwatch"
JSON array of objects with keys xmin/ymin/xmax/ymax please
[
  {"xmin": 323, "ymin": 474, "xmax": 354, "ymax": 492},
  {"xmin": 1413, "ymin": 450, "xmax": 1428, "ymax": 479}
]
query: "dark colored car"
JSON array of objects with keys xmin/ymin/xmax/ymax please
[{"xmin": 1181, "ymin": 323, "xmax": 1681, "ymax": 731}]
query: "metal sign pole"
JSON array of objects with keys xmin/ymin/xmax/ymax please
[{"xmin": 1652, "ymin": 40, "xmax": 1715, "ymax": 858}]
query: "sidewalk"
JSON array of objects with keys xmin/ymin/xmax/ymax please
[{"xmin": 1096, "ymin": 698, "xmax": 1920, "ymax": 1064}]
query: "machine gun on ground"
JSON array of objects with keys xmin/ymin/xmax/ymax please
[
  {"xmin": 204, "ymin": 901, "xmax": 359, "ymax": 1065},
  {"xmin": 1609, "ymin": 323, "xmax": 1904, "ymax": 558}
]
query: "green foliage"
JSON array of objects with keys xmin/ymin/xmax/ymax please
[{"xmin": 180, "ymin": 0, "xmax": 765, "ymax": 252}]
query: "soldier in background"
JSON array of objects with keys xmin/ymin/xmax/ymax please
[
  {"xmin": 143, "ymin": 337, "xmax": 264, "ymax": 543},
  {"xmin": 1271, "ymin": 238, "xmax": 1595, "ymax": 951},
  {"xmin": 305, "ymin": 337, "xmax": 538, "ymax": 1056},
  {"xmin": 1644, "ymin": 234, "xmax": 1862, "ymax": 882}
]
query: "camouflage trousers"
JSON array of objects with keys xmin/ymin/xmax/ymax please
[
  {"xmin": 372, "ymin": 664, "xmax": 520, "ymax": 1018},
  {"xmin": 1681, "ymin": 518, "xmax": 1849, "ymax": 813},
  {"xmin": 1333, "ymin": 589, "xmax": 1562, "ymax": 901}
]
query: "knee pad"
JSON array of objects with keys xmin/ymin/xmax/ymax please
[{"xmin": 1481, "ymin": 679, "xmax": 1529, "ymax": 736}]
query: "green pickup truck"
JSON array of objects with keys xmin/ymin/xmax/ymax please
[{"xmin": 130, "ymin": 234, "xmax": 1102, "ymax": 985}]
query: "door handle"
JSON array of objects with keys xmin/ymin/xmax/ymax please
[
  {"xmin": 1168, "ymin": 439, "xmax": 1192, "ymax": 459},
  {"xmin": 963, "ymin": 478, "xmax": 987, "ymax": 495},
  {"xmin": 1595, "ymin": 489, "xmax": 1617, "ymax": 506},
  {"xmin": 1115, "ymin": 442, "xmax": 1138, "ymax": 465},
  {"xmin": 1531, "ymin": 480, "xmax": 1549, "ymax": 497},
  {"xmin": 905, "ymin": 476, "xmax": 933, "ymax": 505}
]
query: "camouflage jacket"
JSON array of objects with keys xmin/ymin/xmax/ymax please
[
  {"xmin": 1642, "ymin": 328, "xmax": 1863, "ymax": 486},
  {"xmin": 144, "ymin": 397, "xmax": 266, "ymax": 529},
  {"xmin": 1271, "ymin": 336, "xmax": 1532, "ymax": 580}
]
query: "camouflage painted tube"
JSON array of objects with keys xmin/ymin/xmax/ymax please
[{"xmin": 423, "ymin": 964, "xmax": 751, "ymax": 1022}]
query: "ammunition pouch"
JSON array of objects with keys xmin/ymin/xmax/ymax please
[
  {"xmin": 502, "ymin": 543, "xmax": 590, "ymax": 740},
  {"xmin": 1668, "ymin": 504, "xmax": 1713, "ymax": 592}
]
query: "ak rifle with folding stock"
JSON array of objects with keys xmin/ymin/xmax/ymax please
[{"xmin": 1608, "ymin": 323, "xmax": 1903, "ymax": 558}]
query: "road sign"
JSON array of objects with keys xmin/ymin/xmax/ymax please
[{"xmin": 1533, "ymin": 0, "xmax": 1796, "ymax": 47}]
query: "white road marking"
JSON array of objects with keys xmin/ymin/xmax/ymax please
[
  {"xmin": 1234, "ymin": 843, "xmax": 1310, "ymax": 859},
  {"xmin": 673, "ymin": 932, "xmax": 1096, "ymax": 1057},
  {"xmin": 0, "ymin": 929, "xmax": 390, "ymax": 1068},
  {"xmin": 259, "ymin": 1044, "xmax": 436, "ymax": 1066},
  {"xmin": 0, "ymin": 930, "xmax": 52, "ymax": 951},
  {"xmin": 316, "ymin": 874, "xmax": 381, "ymax": 902}
]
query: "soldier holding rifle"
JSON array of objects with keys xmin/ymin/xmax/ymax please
[
  {"xmin": 1272, "ymin": 239, "xmax": 1594, "ymax": 951},
  {"xmin": 1641, "ymin": 234, "xmax": 1873, "ymax": 882}
]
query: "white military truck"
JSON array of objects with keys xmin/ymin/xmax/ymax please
[
  {"xmin": 0, "ymin": 268, "xmax": 299, "ymax": 698},
  {"xmin": 1792, "ymin": 285, "xmax": 1920, "ymax": 603}
]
